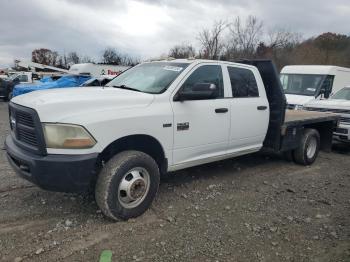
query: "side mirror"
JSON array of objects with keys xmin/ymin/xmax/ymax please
[
  {"xmin": 174, "ymin": 83, "xmax": 217, "ymax": 101},
  {"xmin": 320, "ymin": 86, "xmax": 331, "ymax": 99}
]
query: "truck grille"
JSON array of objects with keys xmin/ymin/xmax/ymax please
[
  {"xmin": 304, "ymin": 107, "xmax": 350, "ymax": 114},
  {"xmin": 16, "ymin": 111, "xmax": 35, "ymax": 127},
  {"xmin": 17, "ymin": 128, "xmax": 38, "ymax": 147},
  {"xmin": 305, "ymin": 107, "xmax": 350, "ymax": 125},
  {"xmin": 340, "ymin": 117, "xmax": 350, "ymax": 124},
  {"xmin": 9, "ymin": 103, "xmax": 46, "ymax": 155}
]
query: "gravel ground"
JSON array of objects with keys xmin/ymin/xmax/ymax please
[{"xmin": 0, "ymin": 101, "xmax": 349, "ymax": 262}]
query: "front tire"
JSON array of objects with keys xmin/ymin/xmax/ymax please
[
  {"xmin": 95, "ymin": 150, "xmax": 160, "ymax": 221},
  {"xmin": 293, "ymin": 129, "xmax": 320, "ymax": 165}
]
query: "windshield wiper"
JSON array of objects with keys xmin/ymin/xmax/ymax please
[{"xmin": 112, "ymin": 85, "xmax": 141, "ymax": 92}]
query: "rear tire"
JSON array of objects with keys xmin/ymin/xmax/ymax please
[
  {"xmin": 95, "ymin": 150, "xmax": 160, "ymax": 221},
  {"xmin": 293, "ymin": 129, "xmax": 320, "ymax": 165}
]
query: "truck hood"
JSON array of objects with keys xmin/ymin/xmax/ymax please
[
  {"xmin": 11, "ymin": 87, "xmax": 155, "ymax": 122},
  {"xmin": 285, "ymin": 94, "xmax": 315, "ymax": 106},
  {"xmin": 304, "ymin": 99, "xmax": 350, "ymax": 110}
]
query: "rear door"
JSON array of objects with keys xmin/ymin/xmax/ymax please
[
  {"xmin": 224, "ymin": 64, "xmax": 269, "ymax": 151},
  {"xmin": 171, "ymin": 63, "xmax": 231, "ymax": 166}
]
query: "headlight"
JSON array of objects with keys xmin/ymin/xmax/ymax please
[{"xmin": 42, "ymin": 123, "xmax": 96, "ymax": 149}]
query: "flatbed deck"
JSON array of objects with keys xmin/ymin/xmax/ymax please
[
  {"xmin": 274, "ymin": 110, "xmax": 340, "ymax": 153},
  {"xmin": 284, "ymin": 110, "xmax": 339, "ymax": 126}
]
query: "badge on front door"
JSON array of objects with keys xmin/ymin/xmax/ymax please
[{"xmin": 177, "ymin": 122, "xmax": 189, "ymax": 131}]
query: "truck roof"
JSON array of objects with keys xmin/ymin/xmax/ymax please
[
  {"xmin": 148, "ymin": 58, "xmax": 258, "ymax": 69},
  {"xmin": 281, "ymin": 65, "xmax": 350, "ymax": 75}
]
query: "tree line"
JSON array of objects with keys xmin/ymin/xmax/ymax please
[
  {"xmin": 31, "ymin": 48, "xmax": 140, "ymax": 69},
  {"xmin": 30, "ymin": 16, "xmax": 350, "ymax": 71},
  {"xmin": 169, "ymin": 16, "xmax": 350, "ymax": 70}
]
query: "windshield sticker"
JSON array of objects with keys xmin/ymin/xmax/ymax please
[
  {"xmin": 163, "ymin": 66, "xmax": 183, "ymax": 72},
  {"xmin": 307, "ymin": 88, "xmax": 316, "ymax": 92}
]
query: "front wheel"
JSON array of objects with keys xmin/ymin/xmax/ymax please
[
  {"xmin": 293, "ymin": 129, "xmax": 320, "ymax": 165},
  {"xmin": 95, "ymin": 150, "xmax": 160, "ymax": 221}
]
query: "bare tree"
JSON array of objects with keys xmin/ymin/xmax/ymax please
[
  {"xmin": 102, "ymin": 48, "xmax": 121, "ymax": 65},
  {"xmin": 169, "ymin": 43, "xmax": 196, "ymax": 59},
  {"xmin": 66, "ymin": 52, "xmax": 81, "ymax": 65},
  {"xmin": 102, "ymin": 48, "xmax": 139, "ymax": 66},
  {"xmin": 32, "ymin": 48, "xmax": 59, "ymax": 66},
  {"xmin": 267, "ymin": 28, "xmax": 301, "ymax": 49},
  {"xmin": 198, "ymin": 20, "xmax": 227, "ymax": 59},
  {"xmin": 227, "ymin": 16, "xmax": 263, "ymax": 59},
  {"xmin": 81, "ymin": 56, "xmax": 95, "ymax": 63},
  {"xmin": 258, "ymin": 28, "xmax": 302, "ymax": 70},
  {"xmin": 120, "ymin": 55, "xmax": 140, "ymax": 66}
]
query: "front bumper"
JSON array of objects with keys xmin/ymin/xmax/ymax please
[{"xmin": 5, "ymin": 135, "xmax": 99, "ymax": 193}]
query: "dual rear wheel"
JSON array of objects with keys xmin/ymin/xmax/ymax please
[{"xmin": 285, "ymin": 128, "xmax": 320, "ymax": 165}]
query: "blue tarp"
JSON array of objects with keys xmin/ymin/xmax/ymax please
[
  {"xmin": 39, "ymin": 76, "xmax": 54, "ymax": 83},
  {"xmin": 13, "ymin": 75, "xmax": 91, "ymax": 97}
]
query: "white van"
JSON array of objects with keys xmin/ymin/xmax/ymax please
[
  {"xmin": 280, "ymin": 65, "xmax": 350, "ymax": 109},
  {"xmin": 69, "ymin": 63, "xmax": 130, "ymax": 77}
]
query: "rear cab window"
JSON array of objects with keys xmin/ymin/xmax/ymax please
[{"xmin": 227, "ymin": 66, "xmax": 259, "ymax": 98}]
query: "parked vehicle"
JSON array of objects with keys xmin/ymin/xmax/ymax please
[
  {"xmin": 5, "ymin": 59, "xmax": 339, "ymax": 221},
  {"xmin": 304, "ymin": 87, "xmax": 350, "ymax": 143},
  {"xmin": 12, "ymin": 75, "xmax": 90, "ymax": 97},
  {"xmin": 69, "ymin": 63, "xmax": 130, "ymax": 77},
  {"xmin": 80, "ymin": 75, "xmax": 115, "ymax": 87},
  {"xmin": 0, "ymin": 72, "xmax": 39, "ymax": 101},
  {"xmin": 280, "ymin": 65, "xmax": 350, "ymax": 110}
]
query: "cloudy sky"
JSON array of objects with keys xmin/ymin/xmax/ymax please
[{"xmin": 0, "ymin": 0, "xmax": 349, "ymax": 67}]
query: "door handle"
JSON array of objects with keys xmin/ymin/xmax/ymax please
[
  {"xmin": 257, "ymin": 106, "xmax": 267, "ymax": 111},
  {"xmin": 215, "ymin": 108, "xmax": 228, "ymax": 113}
]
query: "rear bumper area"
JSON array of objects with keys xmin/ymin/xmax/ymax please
[{"xmin": 5, "ymin": 135, "xmax": 99, "ymax": 193}]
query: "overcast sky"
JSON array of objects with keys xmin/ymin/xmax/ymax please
[{"xmin": 0, "ymin": 0, "xmax": 349, "ymax": 67}]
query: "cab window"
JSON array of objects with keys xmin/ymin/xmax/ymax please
[
  {"xmin": 227, "ymin": 67, "xmax": 259, "ymax": 98},
  {"xmin": 181, "ymin": 65, "xmax": 224, "ymax": 98}
]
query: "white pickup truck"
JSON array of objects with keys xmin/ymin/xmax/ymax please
[
  {"xmin": 5, "ymin": 59, "xmax": 339, "ymax": 221},
  {"xmin": 304, "ymin": 87, "xmax": 350, "ymax": 143}
]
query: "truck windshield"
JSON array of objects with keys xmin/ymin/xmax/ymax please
[
  {"xmin": 331, "ymin": 87, "xmax": 350, "ymax": 100},
  {"xmin": 106, "ymin": 62, "xmax": 189, "ymax": 94},
  {"xmin": 280, "ymin": 74, "xmax": 327, "ymax": 96}
]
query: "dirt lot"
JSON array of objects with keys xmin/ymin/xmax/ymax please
[{"xmin": 0, "ymin": 101, "xmax": 349, "ymax": 262}]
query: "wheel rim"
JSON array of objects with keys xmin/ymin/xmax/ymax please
[
  {"xmin": 118, "ymin": 167, "xmax": 150, "ymax": 209},
  {"xmin": 306, "ymin": 137, "xmax": 317, "ymax": 159}
]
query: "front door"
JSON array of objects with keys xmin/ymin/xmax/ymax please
[{"xmin": 171, "ymin": 64, "xmax": 230, "ymax": 166}]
